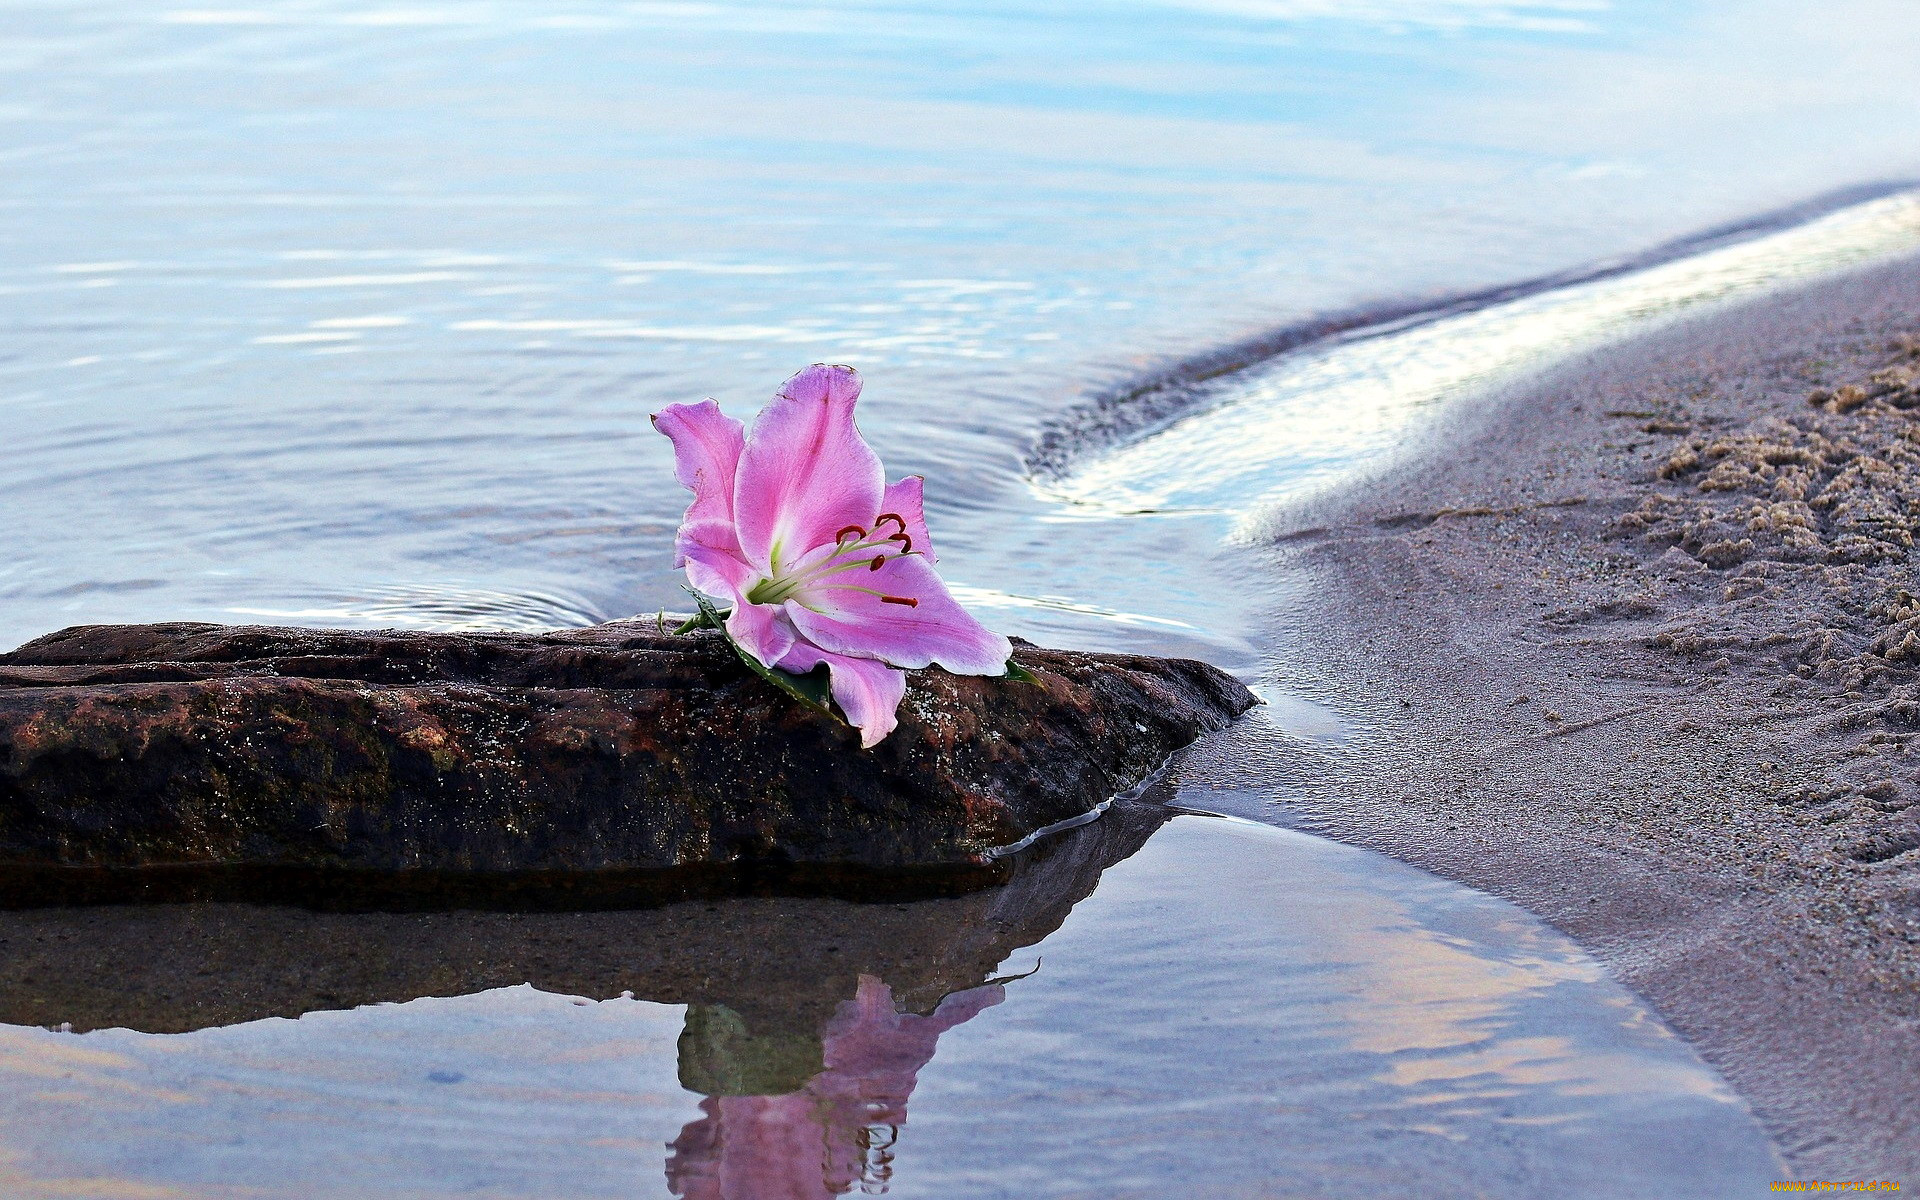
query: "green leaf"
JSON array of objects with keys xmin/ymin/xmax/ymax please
[
  {"xmin": 672, "ymin": 610, "xmax": 719, "ymax": 634},
  {"xmin": 1001, "ymin": 660, "xmax": 1041, "ymax": 685},
  {"xmin": 756, "ymin": 657, "xmax": 837, "ymax": 717},
  {"xmin": 672, "ymin": 590, "xmax": 732, "ymax": 634},
  {"xmin": 687, "ymin": 590, "xmax": 843, "ymax": 724}
]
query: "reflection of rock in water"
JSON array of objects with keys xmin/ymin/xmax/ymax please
[
  {"xmin": 0, "ymin": 799, "xmax": 1174, "ymax": 1199},
  {"xmin": 667, "ymin": 976, "xmax": 1002, "ymax": 1200},
  {"xmin": 0, "ymin": 799, "xmax": 1171, "ymax": 1036},
  {"xmin": 645, "ymin": 801, "xmax": 1170, "ymax": 1199}
]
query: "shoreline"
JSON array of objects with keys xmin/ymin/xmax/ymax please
[
  {"xmin": 1027, "ymin": 182, "xmax": 1919, "ymax": 483},
  {"xmin": 1187, "ymin": 251, "xmax": 1920, "ymax": 1176}
]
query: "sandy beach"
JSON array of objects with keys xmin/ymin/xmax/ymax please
[{"xmin": 1184, "ymin": 251, "xmax": 1920, "ymax": 1177}]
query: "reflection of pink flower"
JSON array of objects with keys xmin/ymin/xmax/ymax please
[
  {"xmin": 665, "ymin": 976, "xmax": 1002, "ymax": 1199},
  {"xmin": 653, "ymin": 364, "xmax": 1011, "ymax": 747}
]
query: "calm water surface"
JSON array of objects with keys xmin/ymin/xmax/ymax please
[
  {"xmin": 5, "ymin": 0, "xmax": 1920, "ymax": 661},
  {"xmin": 5, "ymin": 0, "xmax": 1919, "ymax": 1193},
  {"xmin": 0, "ymin": 802, "xmax": 1782, "ymax": 1198}
]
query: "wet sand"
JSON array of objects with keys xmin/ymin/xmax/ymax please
[{"xmin": 1190, "ymin": 252, "xmax": 1920, "ymax": 1177}]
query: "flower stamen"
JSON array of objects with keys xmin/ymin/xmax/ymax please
[{"xmin": 880, "ymin": 595, "xmax": 918, "ymax": 607}]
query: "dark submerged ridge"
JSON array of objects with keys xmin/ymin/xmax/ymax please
[{"xmin": 0, "ymin": 620, "xmax": 1253, "ymax": 905}]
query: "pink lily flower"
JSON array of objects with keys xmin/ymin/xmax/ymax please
[{"xmin": 652, "ymin": 364, "xmax": 1012, "ymax": 747}]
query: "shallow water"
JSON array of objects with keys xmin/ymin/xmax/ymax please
[
  {"xmin": 0, "ymin": 806, "xmax": 1780, "ymax": 1198},
  {"xmin": 5, "ymin": 0, "xmax": 1920, "ymax": 1191}
]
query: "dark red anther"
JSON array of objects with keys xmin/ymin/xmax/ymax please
[
  {"xmin": 835, "ymin": 525, "xmax": 867, "ymax": 544},
  {"xmin": 869, "ymin": 555, "xmax": 886, "ymax": 571},
  {"xmin": 874, "ymin": 513, "xmax": 906, "ymax": 533},
  {"xmin": 880, "ymin": 595, "xmax": 918, "ymax": 607},
  {"xmin": 887, "ymin": 531, "xmax": 913, "ymax": 554}
]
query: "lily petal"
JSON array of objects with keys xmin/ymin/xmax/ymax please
[
  {"xmin": 652, "ymin": 400, "xmax": 745, "ymax": 546},
  {"xmin": 733, "ymin": 364, "xmax": 884, "ymax": 576},
  {"xmin": 676, "ymin": 518, "xmax": 752, "ymax": 599},
  {"xmin": 726, "ymin": 601, "xmax": 797, "ymax": 669},
  {"xmin": 785, "ymin": 554, "xmax": 1012, "ymax": 676},
  {"xmin": 779, "ymin": 642, "xmax": 908, "ymax": 748},
  {"xmin": 878, "ymin": 475, "xmax": 936, "ymax": 564}
]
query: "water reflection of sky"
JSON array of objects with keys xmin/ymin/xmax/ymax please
[
  {"xmin": 0, "ymin": 813, "xmax": 1779, "ymax": 1198},
  {"xmin": 3, "ymin": 0, "xmax": 1918, "ymax": 657}
]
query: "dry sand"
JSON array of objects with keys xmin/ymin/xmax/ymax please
[{"xmin": 1186, "ymin": 252, "xmax": 1920, "ymax": 1178}]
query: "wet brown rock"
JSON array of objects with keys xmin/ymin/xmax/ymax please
[{"xmin": 0, "ymin": 621, "xmax": 1252, "ymax": 902}]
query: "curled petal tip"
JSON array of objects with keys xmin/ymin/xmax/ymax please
[
  {"xmin": 778, "ymin": 362, "xmax": 863, "ymax": 405},
  {"xmin": 654, "ymin": 399, "xmax": 746, "ymax": 531},
  {"xmin": 880, "ymin": 475, "xmax": 935, "ymax": 564}
]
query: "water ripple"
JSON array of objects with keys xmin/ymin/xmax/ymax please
[{"xmin": 225, "ymin": 583, "xmax": 610, "ymax": 632}]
